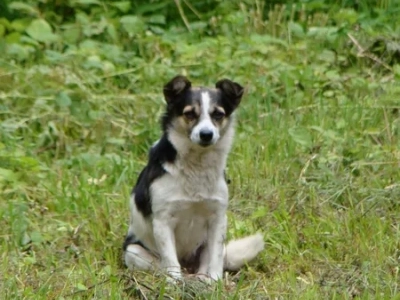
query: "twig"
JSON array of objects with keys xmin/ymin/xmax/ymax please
[
  {"xmin": 347, "ymin": 33, "xmax": 392, "ymax": 72},
  {"xmin": 298, "ymin": 154, "xmax": 318, "ymax": 184},
  {"xmin": 0, "ymin": 71, "xmax": 22, "ymax": 77},
  {"xmin": 382, "ymin": 108, "xmax": 392, "ymax": 144},
  {"xmin": 174, "ymin": 0, "xmax": 191, "ymax": 32},
  {"xmin": 131, "ymin": 274, "xmax": 148, "ymax": 300},
  {"xmin": 121, "ymin": 274, "xmax": 155, "ymax": 293},
  {"xmin": 64, "ymin": 279, "xmax": 110, "ymax": 297},
  {"xmin": 351, "ymin": 161, "xmax": 399, "ymax": 166},
  {"xmin": 183, "ymin": 0, "xmax": 201, "ymax": 19},
  {"xmin": 99, "ymin": 67, "xmax": 141, "ymax": 79}
]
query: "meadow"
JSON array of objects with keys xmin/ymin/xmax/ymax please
[{"xmin": 1, "ymin": 1, "xmax": 399, "ymax": 299}]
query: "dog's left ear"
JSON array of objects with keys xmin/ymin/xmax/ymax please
[
  {"xmin": 163, "ymin": 75, "xmax": 192, "ymax": 103},
  {"xmin": 216, "ymin": 79, "xmax": 244, "ymax": 113}
]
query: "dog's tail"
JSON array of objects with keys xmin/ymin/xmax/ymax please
[{"xmin": 223, "ymin": 233, "xmax": 264, "ymax": 271}]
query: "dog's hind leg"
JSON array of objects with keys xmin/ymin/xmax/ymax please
[
  {"xmin": 124, "ymin": 244, "xmax": 160, "ymax": 270},
  {"xmin": 123, "ymin": 233, "xmax": 159, "ymax": 270}
]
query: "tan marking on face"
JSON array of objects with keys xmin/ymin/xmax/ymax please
[
  {"xmin": 214, "ymin": 106, "xmax": 225, "ymax": 114},
  {"xmin": 208, "ymin": 104, "xmax": 226, "ymax": 127},
  {"xmin": 183, "ymin": 105, "xmax": 193, "ymax": 114},
  {"xmin": 181, "ymin": 105, "xmax": 200, "ymax": 129},
  {"xmin": 193, "ymin": 103, "xmax": 200, "ymax": 115}
]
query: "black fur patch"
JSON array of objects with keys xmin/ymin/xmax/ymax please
[
  {"xmin": 180, "ymin": 244, "xmax": 204, "ymax": 273},
  {"xmin": 215, "ymin": 79, "xmax": 244, "ymax": 116},
  {"xmin": 132, "ymin": 134, "xmax": 177, "ymax": 217},
  {"xmin": 161, "ymin": 88, "xmax": 204, "ymax": 132}
]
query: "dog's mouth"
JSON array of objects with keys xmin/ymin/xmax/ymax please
[{"xmin": 199, "ymin": 141, "xmax": 213, "ymax": 147}]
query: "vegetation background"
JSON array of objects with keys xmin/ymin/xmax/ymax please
[{"xmin": 1, "ymin": 0, "xmax": 399, "ymax": 299}]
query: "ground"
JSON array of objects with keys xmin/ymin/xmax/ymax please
[{"xmin": 1, "ymin": 1, "xmax": 400, "ymax": 299}]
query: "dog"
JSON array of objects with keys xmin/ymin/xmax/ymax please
[{"xmin": 123, "ymin": 75, "xmax": 264, "ymax": 282}]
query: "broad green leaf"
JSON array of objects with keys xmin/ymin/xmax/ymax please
[
  {"xmin": 62, "ymin": 24, "xmax": 81, "ymax": 44},
  {"xmin": 307, "ymin": 26, "xmax": 339, "ymax": 43},
  {"xmin": 0, "ymin": 167, "xmax": 17, "ymax": 182},
  {"xmin": 102, "ymin": 265, "xmax": 111, "ymax": 276},
  {"xmin": 251, "ymin": 207, "xmax": 268, "ymax": 219},
  {"xmin": 79, "ymin": 39, "xmax": 99, "ymax": 51},
  {"xmin": 250, "ymin": 34, "xmax": 288, "ymax": 48},
  {"xmin": 8, "ymin": 2, "xmax": 38, "ymax": 16},
  {"xmin": 83, "ymin": 55, "xmax": 103, "ymax": 70},
  {"xmin": 102, "ymin": 61, "xmax": 116, "ymax": 73},
  {"xmin": 135, "ymin": 2, "xmax": 169, "ymax": 14},
  {"xmin": 148, "ymin": 15, "xmax": 166, "ymax": 25},
  {"xmin": 393, "ymin": 64, "xmax": 400, "ymax": 77},
  {"xmin": 23, "ymin": 256, "xmax": 37, "ymax": 265},
  {"xmin": 55, "ymin": 91, "xmax": 72, "ymax": 107},
  {"xmin": 20, "ymin": 35, "xmax": 39, "ymax": 46},
  {"xmin": 6, "ymin": 43, "xmax": 32, "ymax": 61},
  {"xmin": 45, "ymin": 50, "xmax": 65, "ymax": 63},
  {"xmin": 11, "ymin": 19, "xmax": 30, "ymax": 32},
  {"xmin": 0, "ymin": 18, "xmax": 11, "ymax": 29},
  {"xmin": 323, "ymin": 90, "xmax": 335, "ymax": 97},
  {"xmin": 149, "ymin": 25, "xmax": 164, "ymax": 35},
  {"xmin": 190, "ymin": 21, "xmax": 207, "ymax": 31},
  {"xmin": 288, "ymin": 127, "xmax": 312, "ymax": 148},
  {"xmin": 71, "ymin": 0, "xmax": 101, "ymax": 5},
  {"xmin": 111, "ymin": 1, "xmax": 131, "ymax": 12},
  {"xmin": 120, "ymin": 15, "xmax": 145, "ymax": 35},
  {"xmin": 325, "ymin": 70, "xmax": 340, "ymax": 80},
  {"xmin": 288, "ymin": 22, "xmax": 305, "ymax": 38},
  {"xmin": 30, "ymin": 231, "xmax": 43, "ymax": 244},
  {"xmin": 88, "ymin": 110, "xmax": 104, "ymax": 120},
  {"xmin": 317, "ymin": 50, "xmax": 336, "ymax": 64},
  {"xmin": 75, "ymin": 12, "xmax": 90, "ymax": 25},
  {"xmin": 76, "ymin": 283, "xmax": 88, "ymax": 291},
  {"xmin": 0, "ymin": 24, "xmax": 4, "ymax": 37},
  {"xmin": 26, "ymin": 19, "xmax": 59, "ymax": 43},
  {"xmin": 334, "ymin": 8, "xmax": 358, "ymax": 25},
  {"xmin": 107, "ymin": 23, "xmax": 118, "ymax": 41},
  {"xmin": 21, "ymin": 232, "xmax": 31, "ymax": 246}
]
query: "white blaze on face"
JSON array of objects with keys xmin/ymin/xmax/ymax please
[{"xmin": 190, "ymin": 91, "xmax": 220, "ymax": 145}]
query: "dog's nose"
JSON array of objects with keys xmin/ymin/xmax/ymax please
[{"xmin": 199, "ymin": 130, "xmax": 213, "ymax": 142}]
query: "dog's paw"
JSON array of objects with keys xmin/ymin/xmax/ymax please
[
  {"xmin": 166, "ymin": 275, "xmax": 183, "ymax": 285},
  {"xmin": 192, "ymin": 273, "xmax": 217, "ymax": 285},
  {"xmin": 165, "ymin": 269, "xmax": 183, "ymax": 284}
]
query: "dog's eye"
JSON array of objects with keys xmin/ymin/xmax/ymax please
[
  {"xmin": 211, "ymin": 111, "xmax": 225, "ymax": 120},
  {"xmin": 184, "ymin": 110, "xmax": 196, "ymax": 120}
]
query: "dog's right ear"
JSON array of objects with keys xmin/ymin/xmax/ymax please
[
  {"xmin": 215, "ymin": 79, "xmax": 244, "ymax": 114},
  {"xmin": 163, "ymin": 75, "xmax": 191, "ymax": 103}
]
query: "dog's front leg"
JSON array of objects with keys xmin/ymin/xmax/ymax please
[
  {"xmin": 153, "ymin": 218, "xmax": 181, "ymax": 280},
  {"xmin": 198, "ymin": 212, "xmax": 227, "ymax": 281}
]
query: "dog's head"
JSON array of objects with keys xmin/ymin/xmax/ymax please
[{"xmin": 162, "ymin": 75, "xmax": 244, "ymax": 147}]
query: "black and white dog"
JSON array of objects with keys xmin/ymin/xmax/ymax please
[{"xmin": 123, "ymin": 75, "xmax": 264, "ymax": 281}]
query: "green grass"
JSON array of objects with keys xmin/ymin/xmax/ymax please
[{"xmin": 1, "ymin": 1, "xmax": 400, "ymax": 299}]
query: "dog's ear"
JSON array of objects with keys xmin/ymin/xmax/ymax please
[
  {"xmin": 216, "ymin": 79, "xmax": 244, "ymax": 113},
  {"xmin": 163, "ymin": 75, "xmax": 191, "ymax": 103}
]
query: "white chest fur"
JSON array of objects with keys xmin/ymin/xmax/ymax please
[{"xmin": 150, "ymin": 149, "xmax": 229, "ymax": 259}]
